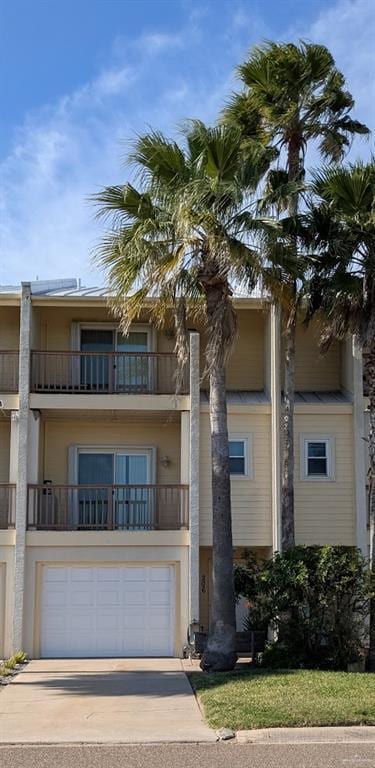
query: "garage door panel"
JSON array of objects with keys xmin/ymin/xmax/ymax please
[
  {"xmin": 149, "ymin": 567, "xmax": 171, "ymax": 582},
  {"xmin": 41, "ymin": 566, "xmax": 175, "ymax": 658},
  {"xmin": 71, "ymin": 589, "xmax": 95, "ymax": 607},
  {"xmin": 96, "ymin": 568, "xmax": 122, "ymax": 582},
  {"xmin": 43, "ymin": 612, "xmax": 66, "ymax": 632},
  {"xmin": 123, "ymin": 568, "xmax": 147, "ymax": 582},
  {"xmin": 70, "ymin": 568, "xmax": 94, "ymax": 582},
  {"xmin": 124, "ymin": 588, "xmax": 147, "ymax": 606},
  {"xmin": 44, "ymin": 568, "xmax": 69, "ymax": 583},
  {"xmin": 43, "ymin": 588, "xmax": 68, "ymax": 608},
  {"xmin": 69, "ymin": 611, "xmax": 95, "ymax": 632},
  {"xmin": 148, "ymin": 610, "xmax": 171, "ymax": 630},
  {"xmin": 96, "ymin": 588, "xmax": 121, "ymax": 606}
]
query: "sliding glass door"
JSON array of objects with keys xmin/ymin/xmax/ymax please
[
  {"xmin": 80, "ymin": 329, "xmax": 113, "ymax": 391},
  {"xmin": 116, "ymin": 331, "xmax": 150, "ymax": 392},
  {"xmin": 79, "ymin": 328, "xmax": 151, "ymax": 392},
  {"xmin": 115, "ymin": 453, "xmax": 150, "ymax": 528},
  {"xmin": 77, "ymin": 450, "xmax": 150, "ymax": 529}
]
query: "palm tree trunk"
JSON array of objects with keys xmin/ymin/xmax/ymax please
[
  {"xmin": 281, "ymin": 138, "xmax": 300, "ymax": 551},
  {"xmin": 366, "ymin": 343, "xmax": 375, "ymax": 669},
  {"xmin": 200, "ymin": 277, "xmax": 237, "ymax": 672},
  {"xmin": 281, "ymin": 303, "xmax": 297, "ymax": 550},
  {"xmin": 200, "ymin": 359, "xmax": 237, "ymax": 671}
]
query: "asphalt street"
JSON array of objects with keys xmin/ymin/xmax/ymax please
[{"xmin": 1, "ymin": 742, "xmax": 375, "ymax": 768}]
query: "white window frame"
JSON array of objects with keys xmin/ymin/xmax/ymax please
[
  {"xmin": 300, "ymin": 434, "xmax": 335, "ymax": 481},
  {"xmin": 228, "ymin": 435, "xmax": 252, "ymax": 478}
]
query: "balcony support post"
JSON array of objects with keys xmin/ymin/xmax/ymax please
[
  {"xmin": 12, "ymin": 283, "xmax": 32, "ymax": 653},
  {"xmin": 188, "ymin": 332, "xmax": 200, "ymax": 628},
  {"xmin": 270, "ymin": 305, "xmax": 281, "ymax": 553},
  {"xmin": 351, "ymin": 337, "xmax": 368, "ymax": 555}
]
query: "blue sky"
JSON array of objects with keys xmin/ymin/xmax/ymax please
[{"xmin": 0, "ymin": 0, "xmax": 374, "ymax": 285}]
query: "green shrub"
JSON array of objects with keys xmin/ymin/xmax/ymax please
[
  {"xmin": 235, "ymin": 546, "xmax": 372, "ymax": 670},
  {"xmin": 0, "ymin": 651, "xmax": 27, "ymax": 677}
]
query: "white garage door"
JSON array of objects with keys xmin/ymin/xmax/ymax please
[{"xmin": 41, "ymin": 566, "xmax": 175, "ymax": 658}]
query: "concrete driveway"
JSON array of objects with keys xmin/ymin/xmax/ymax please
[{"xmin": 0, "ymin": 659, "xmax": 216, "ymax": 744}]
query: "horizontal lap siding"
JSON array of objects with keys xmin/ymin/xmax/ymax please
[
  {"xmin": 199, "ymin": 413, "xmax": 272, "ymax": 546},
  {"xmin": 198, "ymin": 310, "xmax": 266, "ymax": 391},
  {"xmin": 35, "ymin": 307, "xmax": 172, "ymax": 351},
  {"xmin": 0, "ymin": 307, "xmax": 19, "ymax": 349},
  {"xmin": 226, "ymin": 311, "xmax": 265, "ymax": 390},
  {"xmin": 295, "ymin": 413, "xmax": 355, "ymax": 545},
  {"xmin": 291, "ymin": 320, "xmax": 341, "ymax": 391},
  {"xmin": 43, "ymin": 420, "xmax": 181, "ymax": 485}
]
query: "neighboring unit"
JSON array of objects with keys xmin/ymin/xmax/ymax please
[{"xmin": 0, "ymin": 279, "xmax": 368, "ymax": 658}]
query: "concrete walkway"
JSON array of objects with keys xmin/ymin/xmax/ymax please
[{"xmin": 0, "ymin": 659, "xmax": 216, "ymax": 744}]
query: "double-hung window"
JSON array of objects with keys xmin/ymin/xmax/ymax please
[
  {"xmin": 229, "ymin": 438, "xmax": 250, "ymax": 476},
  {"xmin": 302, "ymin": 436, "xmax": 334, "ymax": 480}
]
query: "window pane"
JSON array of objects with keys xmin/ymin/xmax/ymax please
[
  {"xmin": 117, "ymin": 331, "xmax": 148, "ymax": 352},
  {"xmin": 307, "ymin": 457, "xmax": 327, "ymax": 475},
  {"xmin": 307, "ymin": 442, "xmax": 327, "ymax": 458},
  {"xmin": 229, "ymin": 441, "xmax": 245, "ymax": 458},
  {"xmin": 81, "ymin": 329, "xmax": 113, "ymax": 352},
  {"xmin": 229, "ymin": 457, "xmax": 245, "ymax": 475},
  {"xmin": 79, "ymin": 453, "xmax": 113, "ymax": 484}
]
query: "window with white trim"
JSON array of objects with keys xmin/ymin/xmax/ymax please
[
  {"xmin": 302, "ymin": 437, "xmax": 333, "ymax": 479},
  {"xmin": 229, "ymin": 438, "xmax": 250, "ymax": 476}
]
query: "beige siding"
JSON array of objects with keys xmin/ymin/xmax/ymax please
[
  {"xmin": 0, "ymin": 422, "xmax": 10, "ymax": 482},
  {"xmin": 293, "ymin": 319, "xmax": 341, "ymax": 391},
  {"xmin": 0, "ymin": 307, "xmax": 19, "ymax": 349},
  {"xmin": 34, "ymin": 306, "xmax": 174, "ymax": 352},
  {"xmin": 226, "ymin": 310, "xmax": 265, "ymax": 390},
  {"xmin": 199, "ymin": 412, "xmax": 272, "ymax": 547},
  {"xmin": 42, "ymin": 418, "xmax": 181, "ymax": 484},
  {"xmin": 198, "ymin": 309, "xmax": 266, "ymax": 391},
  {"xmin": 295, "ymin": 413, "xmax": 355, "ymax": 545}
]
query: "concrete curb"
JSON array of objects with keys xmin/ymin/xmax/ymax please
[{"xmin": 236, "ymin": 726, "xmax": 375, "ymax": 744}]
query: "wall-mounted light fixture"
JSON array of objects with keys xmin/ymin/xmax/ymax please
[{"xmin": 160, "ymin": 455, "xmax": 171, "ymax": 468}]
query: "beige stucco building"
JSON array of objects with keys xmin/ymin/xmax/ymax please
[{"xmin": 0, "ymin": 279, "xmax": 368, "ymax": 658}]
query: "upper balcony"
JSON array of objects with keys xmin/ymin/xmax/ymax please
[
  {"xmin": 27, "ymin": 483, "xmax": 189, "ymax": 531},
  {"xmin": 30, "ymin": 351, "xmax": 189, "ymax": 395}
]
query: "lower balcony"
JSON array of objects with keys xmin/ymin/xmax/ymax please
[
  {"xmin": 0, "ymin": 484, "xmax": 16, "ymax": 529},
  {"xmin": 27, "ymin": 484, "xmax": 189, "ymax": 531}
]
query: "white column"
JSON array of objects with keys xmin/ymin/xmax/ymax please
[
  {"xmin": 12, "ymin": 283, "xmax": 32, "ymax": 652},
  {"xmin": 270, "ymin": 305, "xmax": 281, "ymax": 553},
  {"xmin": 352, "ymin": 336, "xmax": 368, "ymax": 555},
  {"xmin": 189, "ymin": 332, "xmax": 200, "ymax": 626}
]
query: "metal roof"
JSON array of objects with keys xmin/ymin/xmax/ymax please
[
  {"xmin": 200, "ymin": 390, "xmax": 351, "ymax": 404},
  {"xmin": 294, "ymin": 391, "xmax": 352, "ymax": 404},
  {"xmin": 0, "ymin": 278, "xmax": 266, "ymax": 300},
  {"xmin": 201, "ymin": 390, "xmax": 270, "ymax": 404},
  {"xmin": 0, "ymin": 279, "xmax": 109, "ymax": 297}
]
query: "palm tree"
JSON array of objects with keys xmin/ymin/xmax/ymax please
[
  {"xmin": 223, "ymin": 41, "xmax": 369, "ymax": 550},
  {"xmin": 92, "ymin": 121, "xmax": 273, "ymax": 671},
  {"xmin": 303, "ymin": 161, "xmax": 375, "ymax": 667}
]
